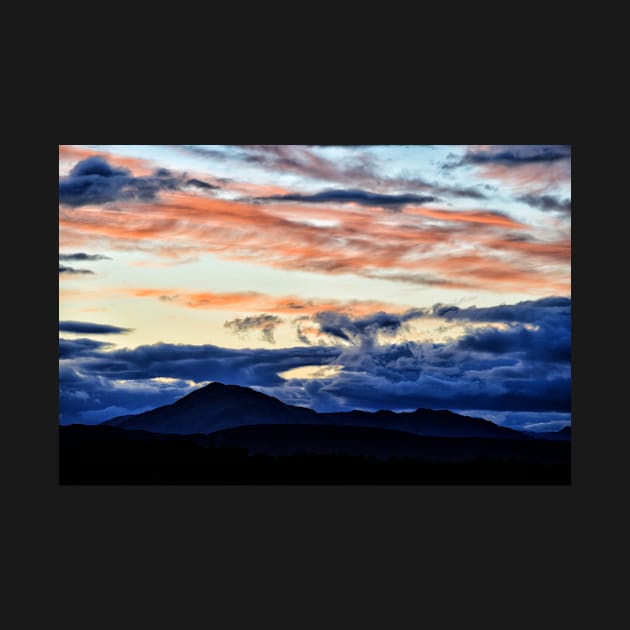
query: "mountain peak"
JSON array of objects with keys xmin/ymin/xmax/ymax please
[
  {"xmin": 195, "ymin": 381, "xmax": 241, "ymax": 392},
  {"xmin": 178, "ymin": 381, "xmax": 274, "ymax": 401},
  {"xmin": 104, "ymin": 382, "xmax": 529, "ymax": 440},
  {"xmin": 169, "ymin": 380, "xmax": 292, "ymax": 412}
]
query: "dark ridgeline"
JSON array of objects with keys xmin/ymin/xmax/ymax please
[
  {"xmin": 523, "ymin": 426, "xmax": 571, "ymax": 441},
  {"xmin": 104, "ymin": 381, "xmax": 530, "ymax": 439},
  {"xmin": 61, "ymin": 382, "xmax": 571, "ymax": 484}
]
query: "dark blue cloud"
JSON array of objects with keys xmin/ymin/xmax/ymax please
[
  {"xmin": 296, "ymin": 372, "xmax": 571, "ymax": 415},
  {"xmin": 443, "ymin": 145, "xmax": 571, "ymax": 169},
  {"xmin": 310, "ymin": 297, "xmax": 570, "ymax": 346},
  {"xmin": 59, "ymin": 265, "xmax": 93, "ymax": 275},
  {"xmin": 456, "ymin": 325, "xmax": 570, "ymax": 364},
  {"xmin": 59, "ymin": 252, "xmax": 112, "ymax": 261},
  {"xmin": 63, "ymin": 343, "xmax": 338, "ymax": 384},
  {"xmin": 312, "ymin": 309, "xmax": 425, "ymax": 345},
  {"xmin": 59, "ymin": 337, "xmax": 114, "ymax": 359},
  {"xmin": 224, "ymin": 314, "xmax": 283, "ymax": 344},
  {"xmin": 270, "ymin": 298, "xmax": 571, "ymax": 417},
  {"xmin": 186, "ymin": 178, "xmax": 217, "ymax": 190},
  {"xmin": 466, "ymin": 146, "xmax": 570, "ymax": 165},
  {"xmin": 59, "ymin": 157, "xmax": 218, "ymax": 207},
  {"xmin": 259, "ymin": 189, "xmax": 438, "ymax": 210},
  {"xmin": 517, "ymin": 194, "xmax": 571, "ymax": 213},
  {"xmin": 59, "ymin": 321, "xmax": 133, "ymax": 335},
  {"xmin": 432, "ymin": 296, "xmax": 571, "ymax": 325}
]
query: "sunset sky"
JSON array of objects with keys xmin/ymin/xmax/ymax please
[{"xmin": 59, "ymin": 145, "xmax": 571, "ymax": 431}]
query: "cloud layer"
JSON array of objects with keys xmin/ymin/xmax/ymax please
[
  {"xmin": 59, "ymin": 252, "xmax": 112, "ymax": 261},
  {"xmin": 449, "ymin": 145, "xmax": 571, "ymax": 167},
  {"xmin": 59, "ymin": 297, "xmax": 570, "ymax": 428},
  {"xmin": 442, "ymin": 145, "xmax": 571, "ymax": 194},
  {"xmin": 259, "ymin": 189, "xmax": 439, "ymax": 210},
  {"xmin": 59, "ymin": 265, "xmax": 93, "ymax": 275},
  {"xmin": 224, "ymin": 314, "xmax": 283, "ymax": 343},
  {"xmin": 59, "ymin": 157, "xmax": 217, "ymax": 207},
  {"xmin": 60, "ymin": 184, "xmax": 570, "ymax": 294},
  {"xmin": 517, "ymin": 194, "xmax": 571, "ymax": 213},
  {"xmin": 177, "ymin": 144, "xmax": 490, "ymax": 200},
  {"xmin": 59, "ymin": 321, "xmax": 133, "ymax": 335}
]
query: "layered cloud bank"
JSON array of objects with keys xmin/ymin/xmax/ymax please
[
  {"xmin": 60, "ymin": 147, "xmax": 570, "ymax": 295},
  {"xmin": 59, "ymin": 296, "xmax": 571, "ymax": 429}
]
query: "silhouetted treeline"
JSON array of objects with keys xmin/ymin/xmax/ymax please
[{"xmin": 60, "ymin": 425, "xmax": 570, "ymax": 485}]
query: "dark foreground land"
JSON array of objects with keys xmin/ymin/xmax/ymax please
[{"xmin": 60, "ymin": 424, "xmax": 571, "ymax": 485}]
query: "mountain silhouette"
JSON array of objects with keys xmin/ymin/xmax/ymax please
[
  {"xmin": 105, "ymin": 382, "xmax": 317, "ymax": 434},
  {"xmin": 525, "ymin": 426, "xmax": 571, "ymax": 441},
  {"xmin": 201, "ymin": 423, "xmax": 570, "ymax": 462},
  {"xmin": 104, "ymin": 381, "xmax": 529, "ymax": 440}
]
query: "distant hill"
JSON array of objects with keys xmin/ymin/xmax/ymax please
[
  {"xmin": 524, "ymin": 426, "xmax": 571, "ymax": 441},
  {"xmin": 201, "ymin": 423, "xmax": 568, "ymax": 463},
  {"xmin": 104, "ymin": 381, "xmax": 529, "ymax": 440}
]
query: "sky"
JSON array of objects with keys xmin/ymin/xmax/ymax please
[{"xmin": 59, "ymin": 145, "xmax": 571, "ymax": 431}]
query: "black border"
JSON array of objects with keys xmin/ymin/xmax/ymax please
[{"xmin": 22, "ymin": 103, "xmax": 613, "ymax": 624}]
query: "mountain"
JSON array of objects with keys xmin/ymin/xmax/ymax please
[
  {"xmin": 104, "ymin": 381, "xmax": 528, "ymax": 440},
  {"xmin": 105, "ymin": 382, "xmax": 318, "ymax": 434},
  {"xmin": 525, "ymin": 426, "xmax": 571, "ymax": 441},
  {"xmin": 322, "ymin": 408, "xmax": 524, "ymax": 440}
]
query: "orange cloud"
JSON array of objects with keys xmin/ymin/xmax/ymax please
[
  {"xmin": 224, "ymin": 181, "xmax": 292, "ymax": 197},
  {"xmin": 488, "ymin": 236, "xmax": 571, "ymax": 264},
  {"xmin": 426, "ymin": 253, "xmax": 570, "ymax": 294},
  {"xmin": 59, "ymin": 188, "xmax": 570, "ymax": 295},
  {"xmin": 127, "ymin": 288, "xmax": 409, "ymax": 317},
  {"xmin": 406, "ymin": 207, "xmax": 525, "ymax": 229}
]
